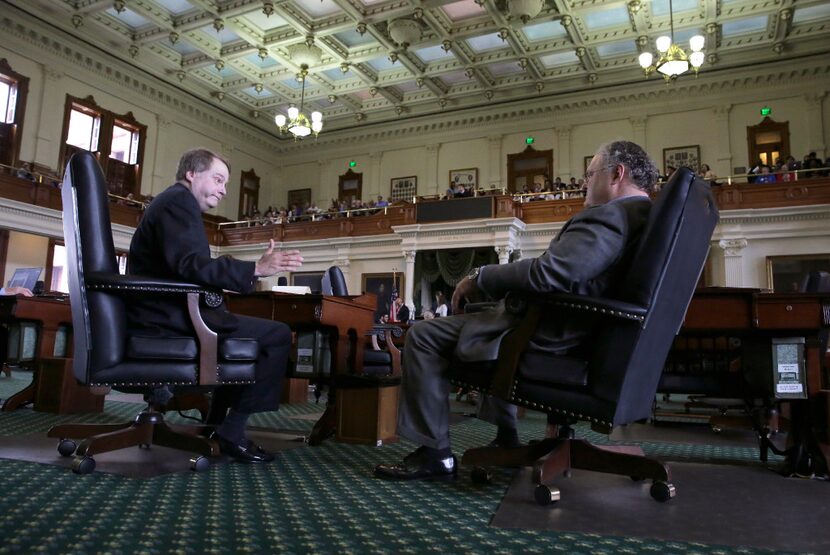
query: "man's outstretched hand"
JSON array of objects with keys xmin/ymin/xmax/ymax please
[
  {"xmin": 451, "ymin": 276, "xmax": 480, "ymax": 314},
  {"xmin": 255, "ymin": 239, "xmax": 304, "ymax": 277}
]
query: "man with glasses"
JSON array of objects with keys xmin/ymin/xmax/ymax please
[{"xmin": 375, "ymin": 140, "xmax": 659, "ymax": 481}]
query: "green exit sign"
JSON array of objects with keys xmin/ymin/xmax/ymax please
[
  {"xmin": 349, "ymin": 160, "xmax": 356, "ymax": 168},
  {"xmin": 526, "ymin": 137, "xmax": 534, "ymax": 145},
  {"xmin": 761, "ymin": 107, "xmax": 771, "ymax": 116}
]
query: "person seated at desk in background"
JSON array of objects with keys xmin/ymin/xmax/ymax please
[
  {"xmin": 0, "ymin": 287, "xmax": 33, "ymax": 376},
  {"xmin": 374, "ymin": 140, "xmax": 658, "ymax": 481},
  {"xmin": 128, "ymin": 148, "xmax": 303, "ymax": 464}
]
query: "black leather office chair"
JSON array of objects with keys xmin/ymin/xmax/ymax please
[
  {"xmin": 450, "ymin": 168, "xmax": 719, "ymax": 505},
  {"xmin": 47, "ymin": 151, "xmax": 259, "ymax": 474}
]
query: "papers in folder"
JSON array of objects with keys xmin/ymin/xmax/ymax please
[{"xmin": 271, "ymin": 285, "xmax": 311, "ymax": 295}]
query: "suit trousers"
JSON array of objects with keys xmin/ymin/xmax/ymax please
[
  {"xmin": 397, "ymin": 314, "xmax": 517, "ymax": 450},
  {"xmin": 211, "ymin": 314, "xmax": 293, "ymax": 416}
]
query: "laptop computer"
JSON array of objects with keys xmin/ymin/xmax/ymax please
[{"xmin": 7, "ymin": 267, "xmax": 42, "ymax": 291}]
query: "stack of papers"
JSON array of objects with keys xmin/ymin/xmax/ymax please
[{"xmin": 271, "ymin": 285, "xmax": 311, "ymax": 295}]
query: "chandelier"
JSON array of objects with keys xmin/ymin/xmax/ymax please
[
  {"xmin": 275, "ymin": 43, "xmax": 323, "ymax": 138},
  {"xmin": 638, "ymin": 0, "xmax": 705, "ymax": 81}
]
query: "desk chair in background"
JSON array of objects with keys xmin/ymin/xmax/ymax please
[
  {"xmin": 450, "ymin": 168, "xmax": 719, "ymax": 505},
  {"xmin": 48, "ymin": 151, "xmax": 259, "ymax": 474}
]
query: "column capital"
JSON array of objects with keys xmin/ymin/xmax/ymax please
[
  {"xmin": 556, "ymin": 125, "xmax": 572, "ymax": 137},
  {"xmin": 43, "ymin": 66, "xmax": 64, "ymax": 81},
  {"xmin": 713, "ymin": 104, "xmax": 732, "ymax": 118},
  {"xmin": 629, "ymin": 116, "xmax": 647, "ymax": 128},
  {"xmin": 718, "ymin": 238, "xmax": 747, "ymax": 256},
  {"xmin": 403, "ymin": 250, "xmax": 416, "ymax": 262},
  {"xmin": 804, "ymin": 92, "xmax": 827, "ymax": 107},
  {"xmin": 426, "ymin": 143, "xmax": 440, "ymax": 153}
]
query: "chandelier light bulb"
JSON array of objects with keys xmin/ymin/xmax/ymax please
[
  {"xmin": 291, "ymin": 125, "xmax": 311, "ymax": 138},
  {"xmin": 638, "ymin": 52, "xmax": 653, "ymax": 69},
  {"xmin": 275, "ymin": 114, "xmax": 286, "ymax": 127},
  {"xmin": 311, "ymin": 121, "xmax": 323, "ymax": 133},
  {"xmin": 311, "ymin": 111, "xmax": 322, "ymax": 123},
  {"xmin": 287, "ymin": 106, "xmax": 299, "ymax": 120},
  {"xmin": 655, "ymin": 35, "xmax": 671, "ymax": 53},
  {"xmin": 689, "ymin": 51, "xmax": 705, "ymax": 68},
  {"xmin": 689, "ymin": 35, "xmax": 705, "ymax": 52}
]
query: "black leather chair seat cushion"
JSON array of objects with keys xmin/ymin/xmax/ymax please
[
  {"xmin": 220, "ymin": 338, "xmax": 258, "ymax": 361},
  {"xmin": 364, "ymin": 349, "xmax": 392, "ymax": 366},
  {"xmin": 128, "ymin": 335, "xmax": 257, "ymax": 362},
  {"xmin": 451, "ymin": 352, "xmax": 589, "ymax": 391}
]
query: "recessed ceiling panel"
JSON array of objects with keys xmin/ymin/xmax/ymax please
[
  {"xmin": 160, "ymin": 0, "xmax": 195, "ymax": 16},
  {"xmin": 105, "ymin": 8, "xmax": 149, "ymax": 29},
  {"xmin": 539, "ymin": 50, "xmax": 579, "ymax": 68},
  {"xmin": 357, "ymin": 0, "xmax": 386, "ymax": 5},
  {"xmin": 294, "ymin": 0, "xmax": 342, "ymax": 18},
  {"xmin": 395, "ymin": 81, "xmax": 420, "ymax": 92},
  {"xmin": 486, "ymin": 60, "xmax": 523, "ymax": 76},
  {"xmin": 793, "ymin": 3, "xmax": 830, "ymax": 23},
  {"xmin": 322, "ymin": 68, "xmax": 351, "ymax": 81},
  {"xmin": 353, "ymin": 89, "xmax": 373, "ymax": 100},
  {"xmin": 466, "ymin": 33, "xmax": 507, "ymax": 53},
  {"xmin": 244, "ymin": 53, "xmax": 280, "ymax": 68},
  {"xmin": 439, "ymin": 70, "xmax": 471, "ymax": 84},
  {"xmin": 670, "ymin": 28, "xmax": 706, "ymax": 45},
  {"xmin": 583, "ymin": 6, "xmax": 630, "ymax": 30},
  {"xmin": 441, "ymin": 0, "xmax": 487, "ymax": 22},
  {"xmin": 169, "ymin": 41, "xmax": 200, "ymax": 56},
  {"xmin": 522, "ymin": 20, "xmax": 567, "ymax": 41},
  {"xmin": 243, "ymin": 86, "xmax": 274, "ymax": 98},
  {"xmin": 199, "ymin": 25, "xmax": 241, "ymax": 44},
  {"xmin": 242, "ymin": 11, "xmax": 288, "ymax": 31},
  {"xmin": 413, "ymin": 45, "xmax": 455, "ymax": 63},
  {"xmin": 366, "ymin": 56, "xmax": 396, "ymax": 71},
  {"xmin": 333, "ymin": 29, "xmax": 377, "ymax": 47},
  {"xmin": 281, "ymin": 77, "xmax": 303, "ymax": 90},
  {"xmin": 595, "ymin": 40, "xmax": 637, "ymax": 58},
  {"xmin": 650, "ymin": 0, "xmax": 699, "ymax": 17},
  {"xmin": 721, "ymin": 15, "xmax": 768, "ymax": 37}
]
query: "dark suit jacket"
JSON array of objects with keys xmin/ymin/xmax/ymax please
[
  {"xmin": 455, "ymin": 196, "xmax": 652, "ymax": 362},
  {"xmin": 396, "ymin": 304, "xmax": 410, "ymax": 323},
  {"xmin": 128, "ymin": 183, "xmax": 257, "ymax": 335}
]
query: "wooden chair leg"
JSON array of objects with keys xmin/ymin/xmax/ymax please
[
  {"xmin": 569, "ymin": 439, "xmax": 671, "ymax": 482},
  {"xmin": 153, "ymin": 421, "xmax": 218, "ymax": 457},
  {"xmin": 75, "ymin": 422, "xmax": 154, "ymax": 457},
  {"xmin": 48, "ymin": 421, "xmax": 134, "ymax": 440}
]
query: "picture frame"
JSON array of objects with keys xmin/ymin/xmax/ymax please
[
  {"xmin": 663, "ymin": 145, "xmax": 701, "ymax": 175},
  {"xmin": 449, "ymin": 168, "xmax": 478, "ymax": 190},
  {"xmin": 390, "ymin": 176, "xmax": 417, "ymax": 202},
  {"xmin": 583, "ymin": 155, "xmax": 593, "ymax": 177},
  {"xmin": 287, "ymin": 188, "xmax": 311, "ymax": 208},
  {"xmin": 291, "ymin": 271, "xmax": 324, "ymax": 293},
  {"xmin": 362, "ymin": 272, "xmax": 405, "ymax": 322},
  {"xmin": 765, "ymin": 254, "xmax": 830, "ymax": 292}
]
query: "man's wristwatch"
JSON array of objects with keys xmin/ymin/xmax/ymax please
[{"xmin": 467, "ymin": 266, "xmax": 481, "ymax": 283}]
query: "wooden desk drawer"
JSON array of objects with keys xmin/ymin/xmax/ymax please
[{"xmin": 755, "ymin": 299, "xmax": 822, "ymax": 329}]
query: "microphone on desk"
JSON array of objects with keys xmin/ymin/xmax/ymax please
[{"xmin": 33, "ymin": 281, "xmax": 44, "ymax": 296}]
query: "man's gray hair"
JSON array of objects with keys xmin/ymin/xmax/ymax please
[
  {"xmin": 598, "ymin": 141, "xmax": 659, "ymax": 194},
  {"xmin": 176, "ymin": 148, "xmax": 230, "ymax": 182}
]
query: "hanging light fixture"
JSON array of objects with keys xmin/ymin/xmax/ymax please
[
  {"xmin": 274, "ymin": 43, "xmax": 323, "ymax": 138},
  {"xmin": 638, "ymin": 0, "xmax": 705, "ymax": 81}
]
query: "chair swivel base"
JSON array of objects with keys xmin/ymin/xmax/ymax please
[
  {"xmin": 462, "ymin": 437, "xmax": 675, "ymax": 505},
  {"xmin": 48, "ymin": 410, "xmax": 219, "ymax": 475}
]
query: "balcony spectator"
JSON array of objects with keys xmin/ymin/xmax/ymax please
[
  {"xmin": 15, "ymin": 162, "xmax": 34, "ymax": 181},
  {"xmin": 698, "ymin": 163, "xmax": 717, "ymax": 183},
  {"xmin": 755, "ymin": 165, "xmax": 776, "ymax": 184},
  {"xmin": 376, "ymin": 195, "xmax": 388, "ymax": 208}
]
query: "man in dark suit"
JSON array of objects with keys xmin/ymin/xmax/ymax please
[
  {"xmin": 375, "ymin": 140, "xmax": 659, "ymax": 481},
  {"xmin": 129, "ymin": 148, "xmax": 303, "ymax": 463}
]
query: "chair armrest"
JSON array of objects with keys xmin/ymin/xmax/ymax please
[
  {"xmin": 85, "ymin": 272, "xmax": 220, "ymax": 385},
  {"xmin": 464, "ymin": 302, "xmax": 498, "ymax": 314},
  {"xmin": 535, "ymin": 292, "xmax": 647, "ymax": 323},
  {"xmin": 365, "ymin": 324, "xmax": 403, "ymax": 376}
]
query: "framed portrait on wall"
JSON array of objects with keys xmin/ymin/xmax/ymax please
[
  {"xmin": 663, "ymin": 145, "xmax": 700, "ymax": 174},
  {"xmin": 390, "ymin": 176, "xmax": 417, "ymax": 202},
  {"xmin": 287, "ymin": 188, "xmax": 311, "ymax": 208},
  {"xmin": 362, "ymin": 272, "xmax": 404, "ymax": 322},
  {"xmin": 583, "ymin": 156, "xmax": 593, "ymax": 176},
  {"xmin": 449, "ymin": 168, "xmax": 478, "ymax": 189},
  {"xmin": 766, "ymin": 254, "xmax": 830, "ymax": 292}
]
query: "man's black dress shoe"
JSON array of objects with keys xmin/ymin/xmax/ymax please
[
  {"xmin": 374, "ymin": 453, "xmax": 458, "ymax": 481},
  {"xmin": 210, "ymin": 433, "xmax": 274, "ymax": 463}
]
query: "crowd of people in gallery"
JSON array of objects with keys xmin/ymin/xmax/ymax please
[{"xmin": 746, "ymin": 151, "xmax": 829, "ymax": 184}]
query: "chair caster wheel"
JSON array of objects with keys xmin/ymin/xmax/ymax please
[
  {"xmin": 72, "ymin": 456, "xmax": 96, "ymax": 475},
  {"xmin": 534, "ymin": 484, "xmax": 560, "ymax": 506},
  {"xmin": 57, "ymin": 439, "xmax": 77, "ymax": 457},
  {"xmin": 471, "ymin": 467, "xmax": 492, "ymax": 484},
  {"xmin": 190, "ymin": 456, "xmax": 210, "ymax": 472},
  {"xmin": 139, "ymin": 443, "xmax": 150, "ymax": 450},
  {"xmin": 650, "ymin": 481, "xmax": 675, "ymax": 502},
  {"xmin": 711, "ymin": 425, "xmax": 722, "ymax": 434}
]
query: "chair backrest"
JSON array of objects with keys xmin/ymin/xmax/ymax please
[
  {"xmin": 62, "ymin": 151, "xmax": 126, "ymax": 383},
  {"xmin": 591, "ymin": 168, "xmax": 719, "ymax": 425},
  {"xmin": 321, "ymin": 266, "xmax": 348, "ymax": 296},
  {"xmin": 800, "ymin": 271, "xmax": 830, "ymax": 293}
]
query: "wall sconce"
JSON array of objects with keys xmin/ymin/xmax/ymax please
[
  {"xmin": 340, "ymin": 62, "xmax": 350, "ymax": 73},
  {"xmin": 215, "ymin": 59, "xmax": 225, "ymax": 71},
  {"xmin": 169, "ymin": 31, "xmax": 179, "ymax": 44},
  {"xmin": 441, "ymin": 39, "xmax": 452, "ymax": 52},
  {"xmin": 128, "ymin": 44, "xmax": 139, "ymax": 58},
  {"xmin": 258, "ymin": 48, "xmax": 268, "ymax": 60},
  {"xmin": 498, "ymin": 28, "xmax": 509, "ymax": 41}
]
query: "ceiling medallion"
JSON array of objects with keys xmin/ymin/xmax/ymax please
[{"xmin": 388, "ymin": 18, "xmax": 421, "ymax": 50}]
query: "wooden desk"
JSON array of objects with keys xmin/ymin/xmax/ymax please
[
  {"xmin": 0, "ymin": 296, "xmax": 103, "ymax": 413},
  {"xmin": 675, "ymin": 288, "xmax": 830, "ymax": 476},
  {"xmin": 226, "ymin": 292, "xmax": 377, "ymax": 444}
]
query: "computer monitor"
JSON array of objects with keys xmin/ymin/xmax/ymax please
[{"xmin": 7, "ymin": 267, "xmax": 42, "ymax": 291}]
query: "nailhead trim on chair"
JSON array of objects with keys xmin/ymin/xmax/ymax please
[
  {"xmin": 87, "ymin": 283, "xmax": 223, "ymax": 307},
  {"xmin": 550, "ymin": 300, "xmax": 645, "ymax": 322},
  {"xmin": 90, "ymin": 380, "xmax": 255, "ymax": 387}
]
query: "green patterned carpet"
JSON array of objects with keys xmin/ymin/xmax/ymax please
[{"xmin": 0, "ymin": 372, "xmax": 792, "ymax": 554}]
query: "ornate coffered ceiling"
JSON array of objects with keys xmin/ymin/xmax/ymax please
[{"xmin": 5, "ymin": 0, "xmax": 830, "ymax": 138}]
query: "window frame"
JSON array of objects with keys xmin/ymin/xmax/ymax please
[{"xmin": 0, "ymin": 58, "xmax": 30, "ymax": 169}]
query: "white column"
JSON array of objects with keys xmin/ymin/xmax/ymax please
[
  {"xmin": 630, "ymin": 117, "xmax": 646, "ymax": 150},
  {"xmin": 151, "ymin": 116, "xmax": 171, "ymax": 195},
  {"xmin": 488, "ymin": 136, "xmax": 502, "ymax": 189},
  {"xmin": 425, "ymin": 144, "xmax": 440, "ymax": 195},
  {"xmin": 804, "ymin": 93, "xmax": 827, "ymax": 159},
  {"xmin": 420, "ymin": 275, "xmax": 432, "ymax": 312},
  {"xmin": 718, "ymin": 239, "xmax": 748, "ymax": 287},
  {"xmin": 495, "ymin": 245, "xmax": 513, "ymax": 265},
  {"xmin": 713, "ymin": 105, "xmax": 733, "ymax": 178},
  {"xmin": 369, "ymin": 151, "xmax": 382, "ymax": 197},
  {"xmin": 403, "ymin": 250, "xmax": 416, "ymax": 310},
  {"xmin": 34, "ymin": 66, "xmax": 64, "ymax": 169},
  {"xmin": 555, "ymin": 126, "xmax": 572, "ymax": 179}
]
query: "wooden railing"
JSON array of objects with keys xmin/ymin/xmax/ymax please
[{"xmin": 2, "ymin": 168, "xmax": 829, "ymax": 246}]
